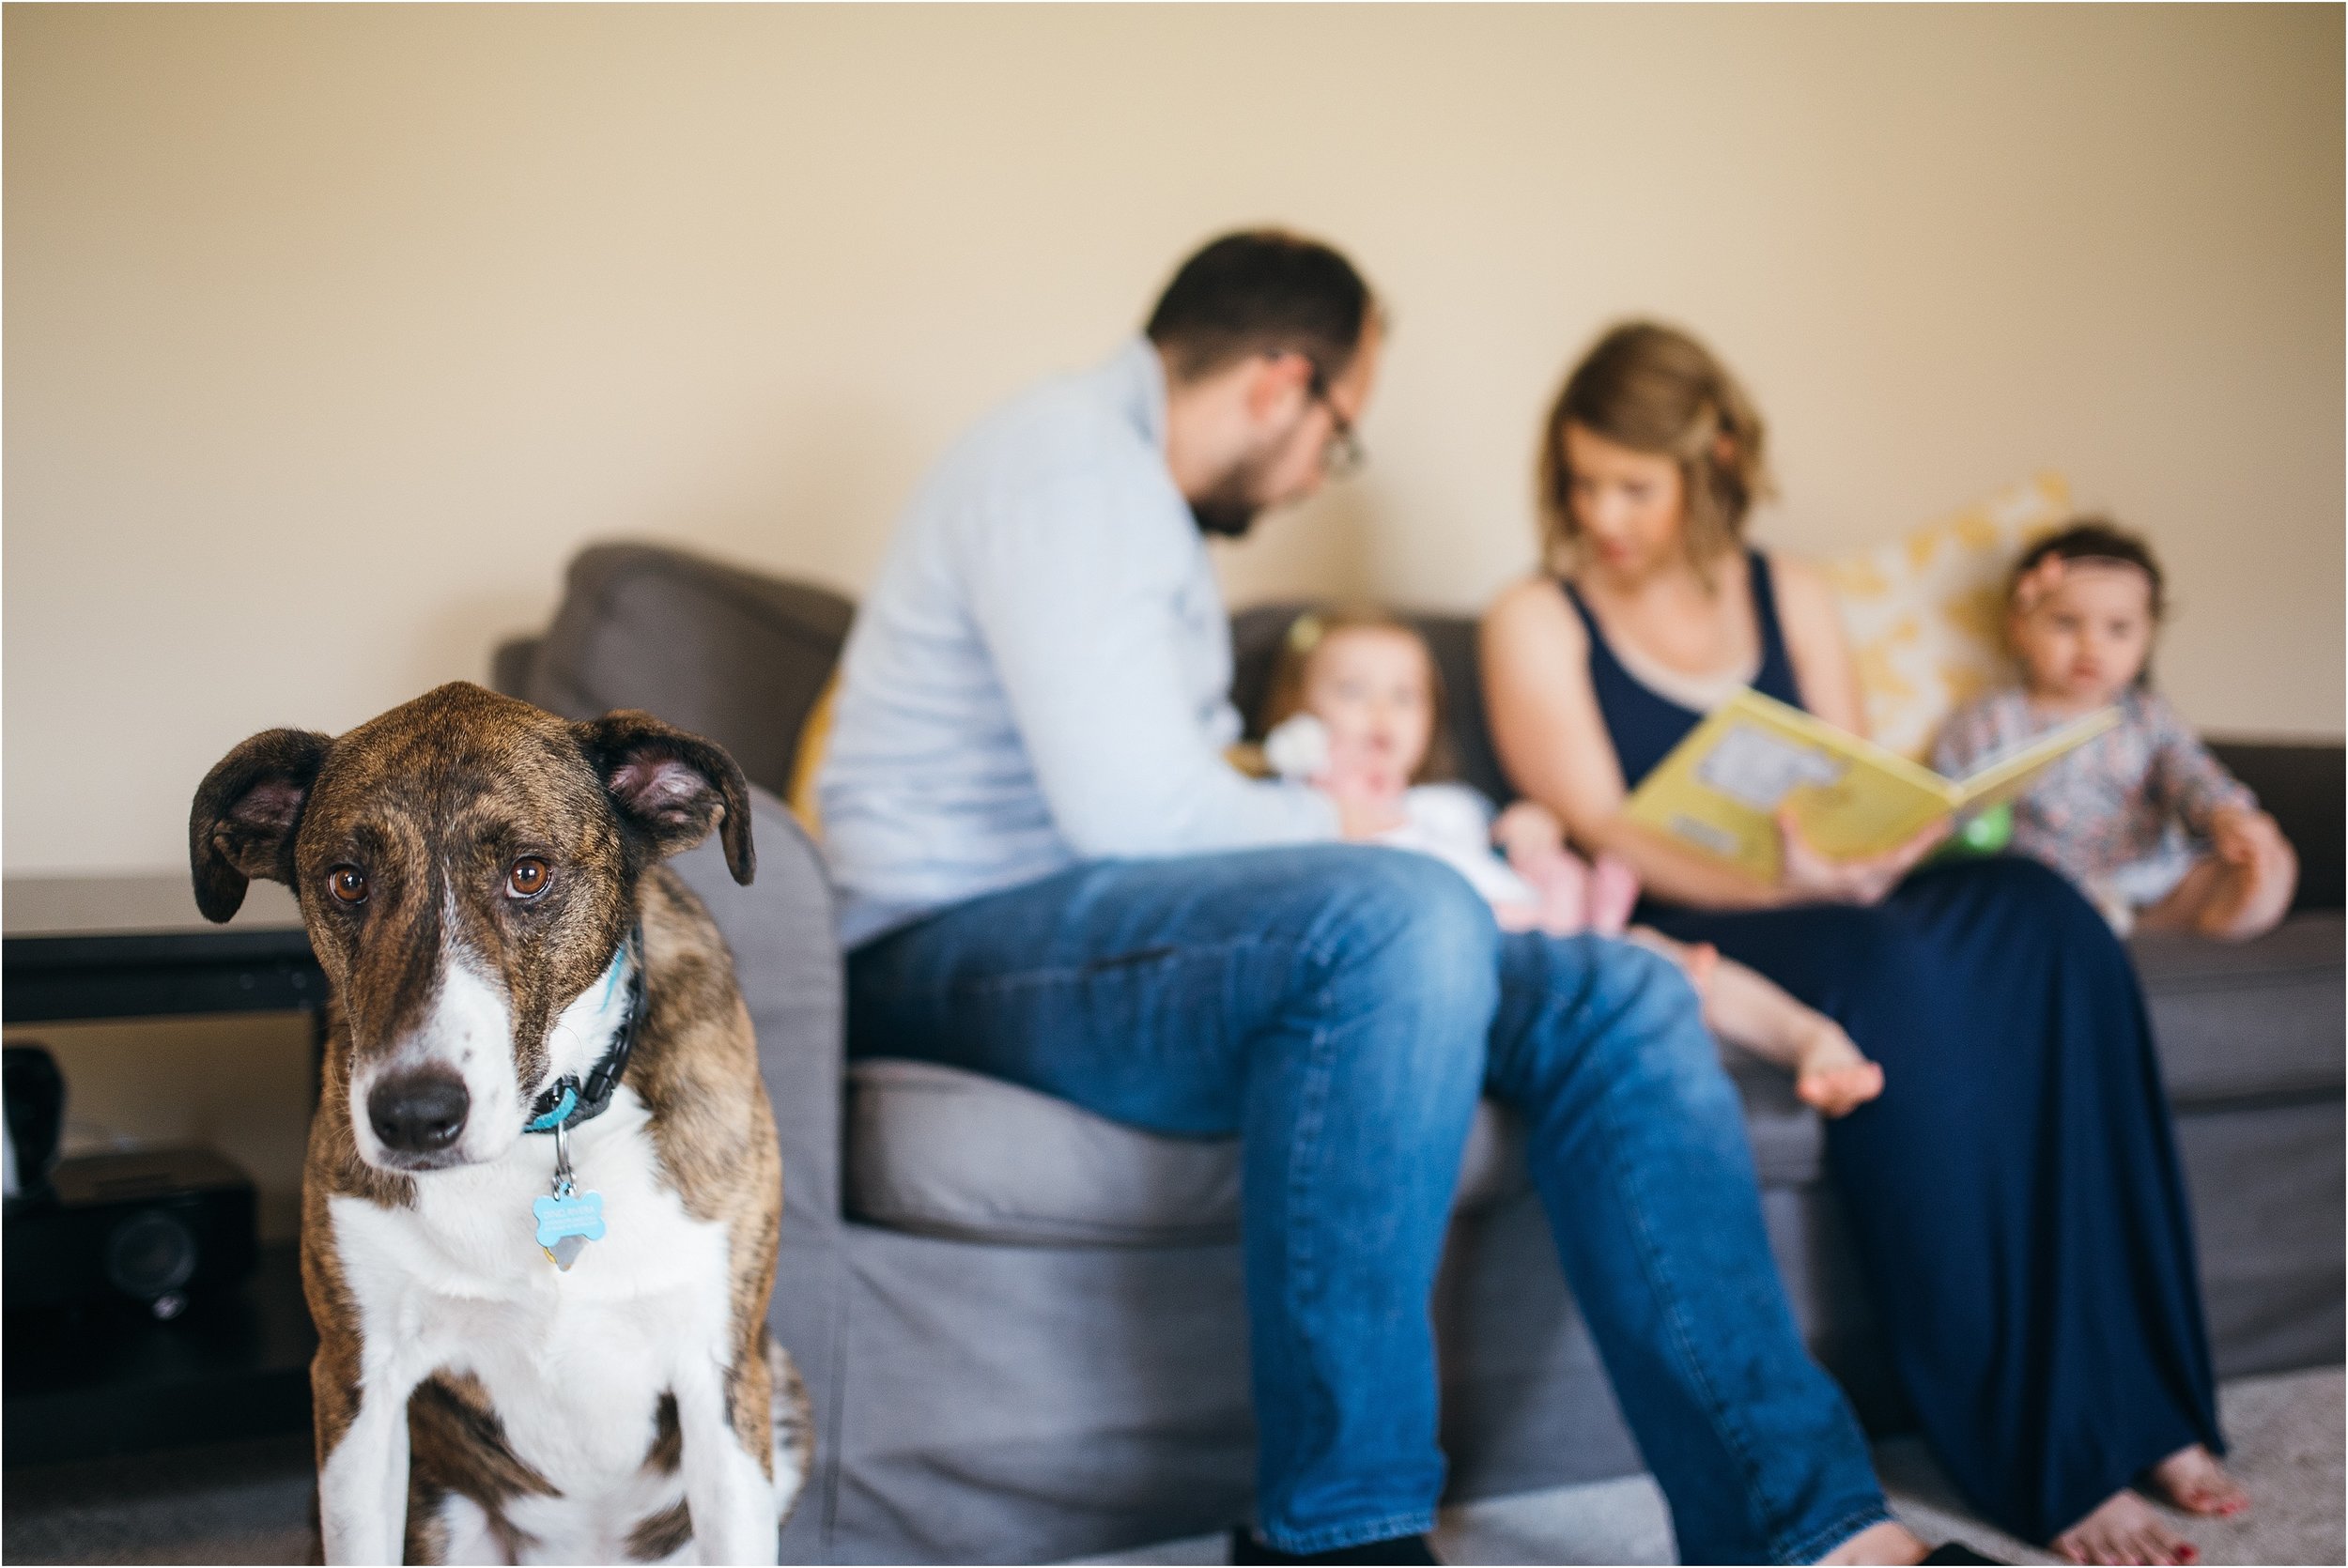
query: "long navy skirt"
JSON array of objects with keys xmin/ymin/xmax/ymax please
[{"xmin": 1641, "ymin": 853, "xmax": 2223, "ymax": 1543}]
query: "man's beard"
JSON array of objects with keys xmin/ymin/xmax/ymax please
[
  {"xmin": 1190, "ymin": 492, "xmax": 1260, "ymax": 539},
  {"xmin": 1188, "ymin": 442, "xmax": 1285, "ymax": 539}
]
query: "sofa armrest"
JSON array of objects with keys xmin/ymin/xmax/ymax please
[
  {"xmin": 489, "ymin": 635, "xmax": 541, "ymax": 700},
  {"xmin": 517, "ymin": 544, "xmax": 855, "ymax": 800},
  {"xmin": 669, "ymin": 786, "xmax": 847, "ymax": 1558},
  {"xmin": 669, "ymin": 785, "xmax": 844, "ymax": 1236}
]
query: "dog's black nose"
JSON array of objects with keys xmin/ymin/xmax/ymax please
[{"xmin": 367, "ymin": 1072, "xmax": 471, "ymax": 1155}]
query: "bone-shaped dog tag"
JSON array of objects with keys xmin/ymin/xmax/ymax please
[{"xmin": 534, "ymin": 1191, "xmax": 606, "ymax": 1271}]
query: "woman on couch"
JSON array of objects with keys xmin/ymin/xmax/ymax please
[{"xmin": 1480, "ymin": 321, "xmax": 2240, "ymax": 1567}]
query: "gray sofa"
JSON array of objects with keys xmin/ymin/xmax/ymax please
[{"xmin": 495, "ymin": 543, "xmax": 2345, "ymax": 1565}]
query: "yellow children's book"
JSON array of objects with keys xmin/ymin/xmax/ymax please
[{"xmin": 1624, "ymin": 688, "xmax": 2119, "ymax": 884}]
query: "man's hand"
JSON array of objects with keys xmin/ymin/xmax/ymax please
[
  {"xmin": 1312, "ymin": 739, "xmax": 1410, "ymax": 841},
  {"xmin": 1321, "ymin": 774, "xmax": 1407, "ymax": 840},
  {"xmin": 1775, "ymin": 808, "xmax": 1947, "ymax": 906},
  {"xmin": 1493, "ymin": 801, "xmax": 1568, "ymax": 869}
]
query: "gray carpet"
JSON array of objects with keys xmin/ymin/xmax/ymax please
[
  {"xmin": 1086, "ymin": 1367, "xmax": 2345, "ymax": 1567},
  {"xmin": 5, "ymin": 1431, "xmax": 316, "ymax": 1566},
  {"xmin": 4, "ymin": 1369, "xmax": 2339, "ymax": 1565}
]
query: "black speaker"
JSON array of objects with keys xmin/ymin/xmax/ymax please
[
  {"xmin": 5, "ymin": 1147, "xmax": 260, "ymax": 1320},
  {"xmin": 5, "ymin": 1043, "xmax": 66, "ymax": 1199}
]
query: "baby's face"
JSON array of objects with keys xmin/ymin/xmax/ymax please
[
  {"xmin": 2010, "ymin": 561, "xmax": 2155, "ymax": 708},
  {"xmin": 1302, "ymin": 627, "xmax": 1436, "ymax": 797}
]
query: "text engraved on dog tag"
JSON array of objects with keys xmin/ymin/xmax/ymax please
[{"xmin": 534, "ymin": 1191, "xmax": 607, "ymax": 1271}]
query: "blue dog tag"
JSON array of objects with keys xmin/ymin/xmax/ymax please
[{"xmin": 534, "ymin": 1191, "xmax": 606, "ymax": 1270}]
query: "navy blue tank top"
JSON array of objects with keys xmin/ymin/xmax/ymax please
[{"xmin": 1562, "ymin": 550, "xmax": 1805, "ymax": 790}]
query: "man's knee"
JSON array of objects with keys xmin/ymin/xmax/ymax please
[
  {"xmin": 1297, "ymin": 846, "xmax": 1501, "ymax": 1018},
  {"xmin": 1308, "ymin": 846, "xmax": 1499, "ymax": 961},
  {"xmin": 1579, "ymin": 940, "xmax": 1737, "ymax": 1105}
]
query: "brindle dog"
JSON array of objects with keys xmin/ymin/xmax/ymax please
[{"xmin": 191, "ymin": 683, "xmax": 810, "ymax": 1566}]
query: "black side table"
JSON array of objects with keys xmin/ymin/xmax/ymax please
[{"xmin": 4, "ymin": 874, "xmax": 324, "ymax": 1465}]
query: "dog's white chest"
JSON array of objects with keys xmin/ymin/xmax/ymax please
[{"xmin": 329, "ymin": 1096, "xmax": 738, "ymax": 1560}]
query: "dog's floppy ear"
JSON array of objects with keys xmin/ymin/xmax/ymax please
[
  {"xmin": 575, "ymin": 710, "xmax": 756, "ymax": 885},
  {"xmin": 190, "ymin": 729, "xmax": 334, "ymax": 922}
]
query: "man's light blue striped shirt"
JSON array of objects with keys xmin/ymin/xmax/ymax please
[{"xmin": 817, "ymin": 338, "xmax": 1338, "ymax": 947}]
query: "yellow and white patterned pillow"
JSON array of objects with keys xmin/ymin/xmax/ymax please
[{"xmin": 1822, "ymin": 472, "xmax": 2072, "ymax": 761}]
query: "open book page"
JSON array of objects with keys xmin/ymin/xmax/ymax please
[
  {"xmin": 1946, "ymin": 706, "xmax": 2121, "ymax": 810},
  {"xmin": 1625, "ymin": 690, "xmax": 1954, "ymax": 881},
  {"xmin": 1624, "ymin": 689, "xmax": 2121, "ymax": 882}
]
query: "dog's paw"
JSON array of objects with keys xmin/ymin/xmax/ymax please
[{"xmin": 767, "ymin": 1336, "xmax": 815, "ymax": 1526}]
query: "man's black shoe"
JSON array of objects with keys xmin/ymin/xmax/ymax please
[{"xmin": 1229, "ymin": 1526, "xmax": 1440, "ymax": 1565}]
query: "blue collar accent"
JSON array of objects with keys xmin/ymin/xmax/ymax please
[
  {"xmin": 523, "ymin": 1084, "xmax": 579, "ymax": 1134},
  {"xmin": 523, "ymin": 925, "xmax": 645, "ymax": 1136}
]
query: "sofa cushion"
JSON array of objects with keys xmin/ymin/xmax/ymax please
[
  {"xmin": 845, "ymin": 1059, "xmax": 1537, "ymax": 1248},
  {"xmin": 2132, "ymin": 911, "xmax": 2345, "ymax": 1106},
  {"xmin": 517, "ymin": 543, "xmax": 854, "ymax": 800},
  {"xmin": 839, "ymin": 903, "xmax": 2346, "ymax": 1249},
  {"xmin": 1727, "ymin": 1054, "xmax": 1827, "ymax": 1186},
  {"xmin": 1817, "ymin": 472, "xmax": 2073, "ymax": 761},
  {"xmin": 845, "ymin": 1052, "xmax": 1831, "ymax": 1248}
]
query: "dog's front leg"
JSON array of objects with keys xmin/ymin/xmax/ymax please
[
  {"xmin": 318, "ymin": 1374, "xmax": 419, "ymax": 1566},
  {"xmin": 674, "ymin": 1360, "xmax": 780, "ymax": 1565}
]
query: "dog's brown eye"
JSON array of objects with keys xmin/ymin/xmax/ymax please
[
  {"xmin": 508, "ymin": 858, "xmax": 549, "ymax": 899},
  {"xmin": 328, "ymin": 867, "xmax": 368, "ymax": 905}
]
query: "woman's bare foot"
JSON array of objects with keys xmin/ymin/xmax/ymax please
[
  {"xmin": 2052, "ymin": 1490, "xmax": 2197, "ymax": 1566},
  {"xmin": 1817, "ymin": 1519, "xmax": 1929, "ymax": 1564},
  {"xmin": 1794, "ymin": 1022, "xmax": 1886, "ymax": 1117},
  {"xmin": 2147, "ymin": 1444, "xmax": 2248, "ymax": 1518}
]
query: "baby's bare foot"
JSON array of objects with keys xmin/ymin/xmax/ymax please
[
  {"xmin": 1794, "ymin": 1027, "xmax": 1884, "ymax": 1117},
  {"xmin": 2147, "ymin": 1444, "xmax": 2248, "ymax": 1517},
  {"xmin": 2053, "ymin": 1489, "xmax": 2197, "ymax": 1566}
]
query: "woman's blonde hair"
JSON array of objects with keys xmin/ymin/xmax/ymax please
[
  {"xmin": 1258, "ymin": 607, "xmax": 1458, "ymax": 786},
  {"xmin": 1537, "ymin": 321, "xmax": 1774, "ymax": 571}
]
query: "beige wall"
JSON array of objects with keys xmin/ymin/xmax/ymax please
[{"xmin": 8, "ymin": 3, "xmax": 2340, "ymax": 875}]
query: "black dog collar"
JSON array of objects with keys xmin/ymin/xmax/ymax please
[{"xmin": 523, "ymin": 923, "xmax": 647, "ymax": 1135}]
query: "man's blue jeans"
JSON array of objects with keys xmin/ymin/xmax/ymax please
[{"xmin": 846, "ymin": 845, "xmax": 1889, "ymax": 1563}]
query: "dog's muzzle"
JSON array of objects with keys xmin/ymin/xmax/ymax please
[{"xmin": 367, "ymin": 1069, "xmax": 471, "ymax": 1156}]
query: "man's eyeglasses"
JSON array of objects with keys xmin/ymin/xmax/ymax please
[{"xmin": 1304, "ymin": 361, "xmax": 1367, "ymax": 481}]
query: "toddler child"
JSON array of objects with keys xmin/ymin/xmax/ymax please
[
  {"xmin": 1259, "ymin": 608, "xmax": 1883, "ymax": 1116},
  {"xmin": 1932, "ymin": 519, "xmax": 2296, "ymax": 939}
]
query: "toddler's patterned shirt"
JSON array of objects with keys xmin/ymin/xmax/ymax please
[{"xmin": 1931, "ymin": 685, "xmax": 2254, "ymax": 920}]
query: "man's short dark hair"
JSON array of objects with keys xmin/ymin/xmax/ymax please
[{"xmin": 1145, "ymin": 230, "xmax": 1376, "ymax": 384}]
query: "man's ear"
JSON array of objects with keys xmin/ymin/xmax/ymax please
[
  {"xmin": 574, "ymin": 711, "xmax": 755, "ymax": 885},
  {"xmin": 1244, "ymin": 349, "xmax": 1317, "ymax": 422},
  {"xmin": 190, "ymin": 729, "xmax": 334, "ymax": 922}
]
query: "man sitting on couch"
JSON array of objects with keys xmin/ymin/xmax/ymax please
[{"xmin": 815, "ymin": 230, "xmax": 1939, "ymax": 1566}]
